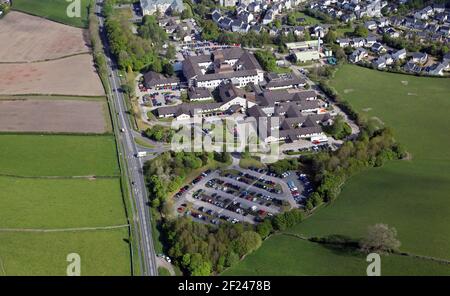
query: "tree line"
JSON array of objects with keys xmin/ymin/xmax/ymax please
[{"xmin": 103, "ymin": 0, "xmax": 173, "ymax": 73}]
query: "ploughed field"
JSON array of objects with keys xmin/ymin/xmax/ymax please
[
  {"xmin": 0, "ymin": 6, "xmax": 132, "ymax": 275},
  {"xmin": 0, "ymin": 11, "xmax": 89, "ymax": 63},
  {"xmin": 0, "ymin": 98, "xmax": 110, "ymax": 133},
  {"xmin": 227, "ymin": 65, "xmax": 450, "ymax": 275},
  {"xmin": 0, "ymin": 54, "xmax": 105, "ymax": 96}
]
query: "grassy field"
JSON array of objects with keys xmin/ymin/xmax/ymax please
[
  {"xmin": 228, "ymin": 65, "xmax": 450, "ymax": 275},
  {"xmin": 0, "ymin": 134, "xmax": 119, "ymax": 177},
  {"xmin": 0, "ymin": 176, "xmax": 126, "ymax": 228},
  {"xmin": 0, "ymin": 229, "xmax": 131, "ymax": 275},
  {"xmin": 12, "ymin": 0, "xmax": 90, "ymax": 28},
  {"xmin": 158, "ymin": 267, "xmax": 171, "ymax": 276},
  {"xmin": 295, "ymin": 65, "xmax": 450, "ymax": 259},
  {"xmin": 224, "ymin": 235, "xmax": 450, "ymax": 275}
]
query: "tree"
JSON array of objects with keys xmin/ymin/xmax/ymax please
[
  {"xmin": 354, "ymin": 25, "xmax": 368, "ymax": 38},
  {"xmin": 324, "ymin": 30, "xmax": 337, "ymax": 44},
  {"xmin": 189, "ymin": 253, "xmax": 212, "ymax": 276},
  {"xmin": 254, "ymin": 50, "xmax": 277, "ymax": 72},
  {"xmin": 181, "ymin": 6, "xmax": 193, "ymax": 19},
  {"xmin": 165, "ymin": 44, "xmax": 176, "ymax": 60},
  {"xmin": 233, "ymin": 231, "xmax": 262, "ymax": 257},
  {"xmin": 162, "ymin": 62, "xmax": 174, "ymax": 76},
  {"xmin": 256, "ymin": 220, "xmax": 273, "ymax": 239},
  {"xmin": 360, "ymin": 224, "xmax": 401, "ymax": 253},
  {"xmin": 201, "ymin": 20, "xmax": 219, "ymax": 41}
]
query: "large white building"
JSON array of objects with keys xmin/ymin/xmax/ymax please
[
  {"xmin": 183, "ymin": 48, "xmax": 265, "ymax": 89},
  {"xmin": 140, "ymin": 0, "xmax": 184, "ymax": 16}
]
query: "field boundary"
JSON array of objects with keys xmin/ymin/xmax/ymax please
[
  {"xmin": 0, "ymin": 94, "xmax": 106, "ymax": 99},
  {"xmin": 0, "ymin": 52, "xmax": 91, "ymax": 65},
  {"xmin": 0, "ymin": 52, "xmax": 93, "ymax": 65},
  {"xmin": 0, "ymin": 130, "xmax": 114, "ymax": 137},
  {"xmin": 0, "ymin": 173, "xmax": 120, "ymax": 179},
  {"xmin": 0, "ymin": 224, "xmax": 130, "ymax": 233},
  {"xmin": 10, "ymin": 8, "xmax": 88, "ymax": 29}
]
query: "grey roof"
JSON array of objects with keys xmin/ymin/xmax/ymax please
[
  {"xmin": 188, "ymin": 87, "xmax": 211, "ymax": 100},
  {"xmin": 264, "ymin": 73, "xmax": 306, "ymax": 89},
  {"xmin": 154, "ymin": 102, "xmax": 222, "ymax": 117},
  {"xmin": 257, "ymin": 90, "xmax": 318, "ymax": 107},
  {"xmin": 143, "ymin": 71, "xmax": 179, "ymax": 87},
  {"xmin": 183, "ymin": 48, "xmax": 263, "ymax": 82}
]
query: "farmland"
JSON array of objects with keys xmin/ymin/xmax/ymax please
[
  {"xmin": 12, "ymin": 0, "xmax": 90, "ymax": 28},
  {"xmin": 223, "ymin": 235, "xmax": 450, "ymax": 275},
  {"xmin": 0, "ymin": 176, "xmax": 126, "ymax": 228},
  {"xmin": 229, "ymin": 65, "xmax": 450, "ymax": 275},
  {"xmin": 0, "ymin": 229, "xmax": 131, "ymax": 276},
  {"xmin": 0, "ymin": 2, "xmax": 133, "ymax": 276},
  {"xmin": 0, "ymin": 134, "xmax": 119, "ymax": 177},
  {"xmin": 0, "ymin": 54, "xmax": 104, "ymax": 96},
  {"xmin": 0, "ymin": 99, "xmax": 110, "ymax": 133},
  {"xmin": 0, "ymin": 12, "xmax": 89, "ymax": 63}
]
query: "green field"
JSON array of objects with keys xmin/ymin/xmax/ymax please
[
  {"xmin": 228, "ymin": 65, "xmax": 450, "ymax": 275},
  {"xmin": 0, "ymin": 176, "xmax": 126, "ymax": 228},
  {"xmin": 12, "ymin": 0, "xmax": 90, "ymax": 28},
  {"xmin": 0, "ymin": 134, "xmax": 119, "ymax": 177},
  {"xmin": 224, "ymin": 235, "xmax": 450, "ymax": 275},
  {"xmin": 0, "ymin": 229, "xmax": 131, "ymax": 275}
]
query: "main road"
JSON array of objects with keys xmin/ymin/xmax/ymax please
[{"xmin": 94, "ymin": 0, "xmax": 158, "ymax": 276}]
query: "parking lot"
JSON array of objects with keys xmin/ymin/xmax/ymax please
[{"xmin": 173, "ymin": 166, "xmax": 311, "ymax": 226}]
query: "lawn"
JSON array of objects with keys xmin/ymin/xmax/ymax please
[
  {"xmin": 290, "ymin": 66, "xmax": 450, "ymax": 260},
  {"xmin": 230, "ymin": 65, "xmax": 450, "ymax": 275},
  {"xmin": 158, "ymin": 267, "xmax": 171, "ymax": 276},
  {"xmin": 0, "ymin": 228, "xmax": 131, "ymax": 275},
  {"xmin": 239, "ymin": 157, "xmax": 266, "ymax": 169},
  {"xmin": 0, "ymin": 176, "xmax": 127, "ymax": 229},
  {"xmin": 223, "ymin": 235, "xmax": 450, "ymax": 275},
  {"xmin": 12, "ymin": 0, "xmax": 90, "ymax": 28},
  {"xmin": 0, "ymin": 134, "xmax": 120, "ymax": 177}
]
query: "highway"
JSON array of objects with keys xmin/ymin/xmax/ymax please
[{"xmin": 94, "ymin": 0, "xmax": 158, "ymax": 276}]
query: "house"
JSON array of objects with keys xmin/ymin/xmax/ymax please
[
  {"xmin": 371, "ymin": 42, "xmax": 385, "ymax": 53},
  {"xmin": 425, "ymin": 62, "xmax": 447, "ymax": 76},
  {"xmin": 220, "ymin": 0, "xmax": 236, "ymax": 7},
  {"xmin": 377, "ymin": 17, "xmax": 389, "ymax": 28},
  {"xmin": 392, "ymin": 48, "xmax": 406, "ymax": 61},
  {"xmin": 263, "ymin": 72, "xmax": 306, "ymax": 90},
  {"xmin": 403, "ymin": 61, "xmax": 421, "ymax": 73},
  {"xmin": 337, "ymin": 38, "xmax": 351, "ymax": 48},
  {"xmin": 349, "ymin": 48, "xmax": 368, "ymax": 63},
  {"xmin": 140, "ymin": 0, "xmax": 184, "ymax": 15},
  {"xmin": 351, "ymin": 37, "xmax": 365, "ymax": 48},
  {"xmin": 410, "ymin": 52, "xmax": 428, "ymax": 64},
  {"xmin": 143, "ymin": 71, "xmax": 179, "ymax": 89},
  {"xmin": 182, "ymin": 48, "xmax": 264, "ymax": 89},
  {"xmin": 188, "ymin": 87, "xmax": 212, "ymax": 101},
  {"xmin": 433, "ymin": 3, "xmax": 446, "ymax": 14},
  {"xmin": 372, "ymin": 56, "xmax": 387, "ymax": 69},
  {"xmin": 365, "ymin": 20, "xmax": 378, "ymax": 30},
  {"xmin": 212, "ymin": 10, "xmax": 223, "ymax": 23},
  {"xmin": 263, "ymin": 10, "xmax": 274, "ymax": 25},
  {"xmin": 365, "ymin": 36, "xmax": 377, "ymax": 47},
  {"xmin": 287, "ymin": 40, "xmax": 321, "ymax": 63}
]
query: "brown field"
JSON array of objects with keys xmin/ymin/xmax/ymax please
[
  {"xmin": 0, "ymin": 12, "xmax": 90, "ymax": 63},
  {"xmin": 0, "ymin": 98, "xmax": 110, "ymax": 133},
  {"xmin": 0, "ymin": 54, "xmax": 105, "ymax": 96}
]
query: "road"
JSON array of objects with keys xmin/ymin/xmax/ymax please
[{"xmin": 94, "ymin": 0, "xmax": 158, "ymax": 276}]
